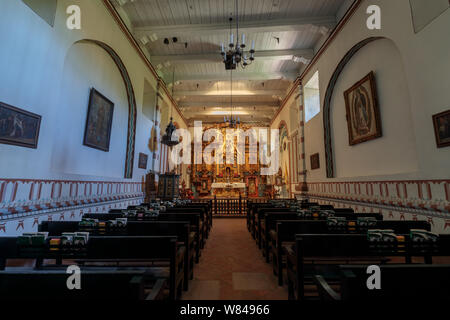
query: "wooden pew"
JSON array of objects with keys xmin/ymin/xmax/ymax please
[
  {"xmin": 164, "ymin": 208, "xmax": 208, "ymax": 248},
  {"xmin": 285, "ymin": 233, "xmax": 450, "ymax": 300},
  {"xmin": 254, "ymin": 206, "xmax": 357, "ymax": 247},
  {"xmin": 272, "ymin": 220, "xmax": 431, "ymax": 286},
  {"xmin": 314, "ymin": 264, "xmax": 450, "ymax": 301},
  {"xmin": 0, "ymin": 235, "xmax": 184, "ymax": 300},
  {"xmin": 83, "ymin": 212, "xmax": 203, "ymax": 263},
  {"xmin": 138, "ymin": 203, "xmax": 211, "ymax": 241},
  {"xmin": 0, "ymin": 267, "xmax": 166, "ymax": 300},
  {"xmin": 126, "ymin": 205, "xmax": 209, "ymax": 249},
  {"xmin": 258, "ymin": 210, "xmax": 381, "ymax": 252},
  {"xmin": 249, "ymin": 201, "xmax": 318, "ymax": 237},
  {"xmin": 39, "ymin": 220, "xmax": 194, "ymax": 291},
  {"xmin": 182, "ymin": 202, "xmax": 213, "ymax": 234}
]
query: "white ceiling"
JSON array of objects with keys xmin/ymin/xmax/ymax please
[{"xmin": 112, "ymin": 0, "xmax": 349, "ymax": 125}]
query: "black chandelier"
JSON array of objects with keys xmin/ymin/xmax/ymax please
[{"xmin": 220, "ymin": 0, "xmax": 256, "ymax": 70}]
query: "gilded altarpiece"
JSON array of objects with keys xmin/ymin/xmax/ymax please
[{"xmin": 190, "ymin": 124, "xmax": 263, "ymax": 198}]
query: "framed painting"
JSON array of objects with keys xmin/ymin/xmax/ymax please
[
  {"xmin": 433, "ymin": 109, "xmax": 450, "ymax": 148},
  {"xmin": 138, "ymin": 152, "xmax": 148, "ymax": 169},
  {"xmin": 83, "ymin": 88, "xmax": 114, "ymax": 152},
  {"xmin": 344, "ymin": 71, "xmax": 382, "ymax": 146},
  {"xmin": 310, "ymin": 153, "xmax": 320, "ymax": 170},
  {"xmin": 0, "ymin": 102, "xmax": 41, "ymax": 149}
]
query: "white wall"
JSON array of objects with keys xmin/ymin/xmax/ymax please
[
  {"xmin": 51, "ymin": 42, "xmax": 129, "ymax": 178},
  {"xmin": 302, "ymin": 0, "xmax": 450, "ymax": 183},
  {"xmin": 282, "ymin": 0, "xmax": 450, "ymax": 229},
  {"xmin": 0, "ymin": 0, "xmax": 186, "ymax": 234},
  {"xmin": 0, "ymin": 0, "xmax": 186, "ymax": 182}
]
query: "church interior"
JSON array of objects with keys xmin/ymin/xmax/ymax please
[{"xmin": 0, "ymin": 0, "xmax": 450, "ymax": 306}]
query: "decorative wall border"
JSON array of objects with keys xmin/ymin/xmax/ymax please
[
  {"xmin": 0, "ymin": 196, "xmax": 143, "ymax": 235},
  {"xmin": 322, "ymin": 37, "xmax": 385, "ymax": 178},
  {"xmin": 304, "ymin": 179, "xmax": 450, "ymax": 216},
  {"xmin": 79, "ymin": 39, "xmax": 137, "ymax": 179},
  {"xmin": 0, "ymin": 178, "xmax": 143, "ymax": 218}
]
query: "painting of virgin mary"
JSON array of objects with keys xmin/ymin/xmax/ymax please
[{"xmin": 344, "ymin": 71, "xmax": 382, "ymax": 145}]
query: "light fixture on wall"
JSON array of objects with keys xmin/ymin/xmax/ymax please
[{"xmin": 220, "ymin": 0, "xmax": 256, "ymax": 70}]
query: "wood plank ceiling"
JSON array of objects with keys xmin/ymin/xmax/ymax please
[{"xmin": 111, "ymin": 0, "xmax": 348, "ymax": 125}]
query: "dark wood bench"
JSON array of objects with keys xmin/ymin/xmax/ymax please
[
  {"xmin": 0, "ymin": 235, "xmax": 184, "ymax": 300},
  {"xmin": 314, "ymin": 264, "xmax": 450, "ymax": 301},
  {"xmin": 255, "ymin": 206, "xmax": 359, "ymax": 248},
  {"xmin": 285, "ymin": 233, "xmax": 450, "ymax": 300},
  {"xmin": 39, "ymin": 220, "xmax": 194, "ymax": 291},
  {"xmin": 83, "ymin": 212, "xmax": 203, "ymax": 263},
  {"xmin": 126, "ymin": 205, "xmax": 209, "ymax": 249},
  {"xmin": 259, "ymin": 211, "xmax": 382, "ymax": 254},
  {"xmin": 0, "ymin": 267, "xmax": 166, "ymax": 300},
  {"xmin": 273, "ymin": 220, "xmax": 431, "ymax": 286}
]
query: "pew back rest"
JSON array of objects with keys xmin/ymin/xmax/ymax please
[
  {"xmin": 87, "ymin": 236, "xmax": 177, "ymax": 259},
  {"xmin": 83, "ymin": 213, "xmax": 123, "ymax": 220},
  {"xmin": 265, "ymin": 213, "xmax": 304, "ymax": 232},
  {"xmin": 0, "ymin": 269, "xmax": 147, "ymax": 299},
  {"xmin": 296, "ymin": 234, "xmax": 371, "ymax": 257},
  {"xmin": 39, "ymin": 221, "xmax": 80, "ymax": 234},
  {"xmin": 277, "ymin": 220, "xmax": 431, "ymax": 243},
  {"xmin": 277, "ymin": 221, "xmax": 329, "ymax": 242},
  {"xmin": 338, "ymin": 264, "xmax": 450, "ymax": 300},
  {"xmin": 39, "ymin": 221, "xmax": 190, "ymax": 243},
  {"xmin": 166, "ymin": 208, "xmax": 205, "ymax": 220},
  {"xmin": 157, "ymin": 213, "xmax": 200, "ymax": 227},
  {"xmin": 334, "ymin": 213, "xmax": 383, "ymax": 220}
]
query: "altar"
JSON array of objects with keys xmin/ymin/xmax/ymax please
[{"xmin": 211, "ymin": 182, "xmax": 246, "ymax": 198}]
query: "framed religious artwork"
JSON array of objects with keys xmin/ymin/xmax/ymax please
[
  {"xmin": 0, "ymin": 101, "xmax": 42, "ymax": 149},
  {"xmin": 344, "ymin": 71, "xmax": 382, "ymax": 146},
  {"xmin": 310, "ymin": 153, "xmax": 320, "ymax": 170},
  {"xmin": 432, "ymin": 109, "xmax": 450, "ymax": 148},
  {"xmin": 138, "ymin": 152, "xmax": 148, "ymax": 169},
  {"xmin": 83, "ymin": 88, "xmax": 114, "ymax": 152}
]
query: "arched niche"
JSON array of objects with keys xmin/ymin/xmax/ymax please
[
  {"xmin": 323, "ymin": 37, "xmax": 384, "ymax": 178},
  {"xmin": 323, "ymin": 37, "xmax": 418, "ymax": 178},
  {"xmin": 52, "ymin": 39, "xmax": 137, "ymax": 179}
]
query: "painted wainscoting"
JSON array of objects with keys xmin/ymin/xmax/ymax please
[
  {"xmin": 303, "ymin": 179, "xmax": 450, "ymax": 234},
  {"xmin": 0, "ymin": 178, "xmax": 144, "ymax": 236}
]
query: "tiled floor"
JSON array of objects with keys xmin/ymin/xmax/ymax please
[{"xmin": 183, "ymin": 218, "xmax": 288, "ymax": 300}]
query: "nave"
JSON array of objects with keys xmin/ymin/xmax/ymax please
[
  {"xmin": 0, "ymin": 0, "xmax": 449, "ymax": 310},
  {"xmin": 183, "ymin": 218, "xmax": 288, "ymax": 300}
]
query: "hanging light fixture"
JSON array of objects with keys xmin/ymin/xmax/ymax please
[
  {"xmin": 220, "ymin": 0, "xmax": 256, "ymax": 70},
  {"xmin": 161, "ymin": 68, "xmax": 180, "ymax": 147},
  {"xmin": 223, "ymin": 68, "xmax": 240, "ymax": 128},
  {"xmin": 161, "ymin": 117, "xmax": 180, "ymax": 147}
]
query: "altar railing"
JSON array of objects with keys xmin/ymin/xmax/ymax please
[{"xmin": 194, "ymin": 196, "xmax": 268, "ymax": 216}]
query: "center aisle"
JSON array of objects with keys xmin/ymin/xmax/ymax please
[{"xmin": 183, "ymin": 218, "xmax": 288, "ymax": 300}]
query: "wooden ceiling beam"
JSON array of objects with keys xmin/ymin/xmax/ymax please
[
  {"xmin": 173, "ymin": 89, "xmax": 286, "ymax": 97},
  {"xmin": 151, "ymin": 49, "xmax": 314, "ymax": 65},
  {"xmin": 168, "ymin": 71, "xmax": 297, "ymax": 82},
  {"xmin": 135, "ymin": 16, "xmax": 336, "ymax": 39}
]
